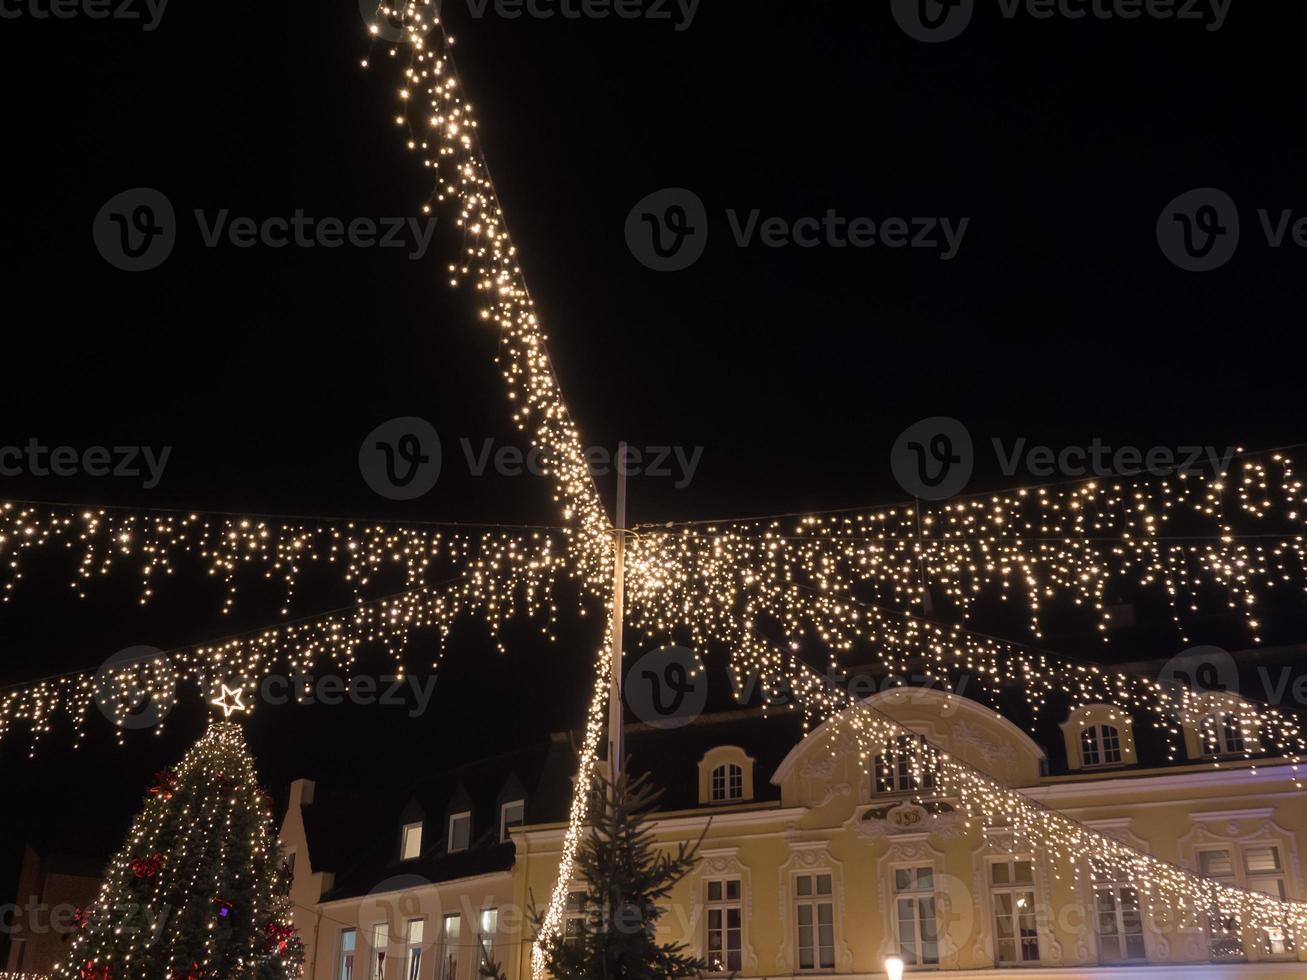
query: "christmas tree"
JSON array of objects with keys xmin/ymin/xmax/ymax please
[
  {"xmin": 53, "ymin": 719, "xmax": 303, "ymax": 980},
  {"xmin": 530, "ymin": 768, "xmax": 712, "ymax": 980}
]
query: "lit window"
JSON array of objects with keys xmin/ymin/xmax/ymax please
[
  {"xmin": 440, "ymin": 913, "xmax": 460, "ymax": 980},
  {"xmin": 1198, "ymin": 848, "xmax": 1243, "ymax": 960},
  {"xmin": 704, "ymin": 878, "xmax": 742, "ymax": 973},
  {"xmin": 448, "ymin": 811, "xmax": 471, "ymax": 853},
  {"xmin": 404, "ymin": 920, "xmax": 423, "ymax": 980},
  {"xmin": 339, "ymin": 928, "xmax": 357, "ymax": 980},
  {"xmin": 710, "ymin": 764, "xmax": 743, "ymax": 802},
  {"xmin": 989, "ymin": 858, "xmax": 1040, "ymax": 965},
  {"xmin": 500, "ymin": 800, "xmax": 525, "ymax": 842},
  {"xmin": 1201, "ymin": 713, "xmax": 1246, "ymax": 756},
  {"xmin": 894, "ymin": 866, "xmax": 939, "ymax": 966},
  {"xmin": 371, "ymin": 923, "xmax": 388, "ymax": 980},
  {"xmin": 401, "ymin": 822, "xmax": 423, "ymax": 860},
  {"xmin": 875, "ymin": 734, "xmax": 936, "ymax": 794},
  {"xmin": 794, "ymin": 873, "xmax": 834, "ymax": 971},
  {"xmin": 1090, "ymin": 861, "xmax": 1145, "ymax": 963},
  {"xmin": 478, "ymin": 908, "xmax": 498, "ymax": 969},
  {"xmin": 1080, "ymin": 725, "xmax": 1123, "ymax": 767}
]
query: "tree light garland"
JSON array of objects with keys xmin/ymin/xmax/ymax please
[{"xmin": 358, "ymin": 4, "xmax": 1307, "ymax": 973}]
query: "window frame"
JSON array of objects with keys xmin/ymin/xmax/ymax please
[
  {"xmin": 892, "ymin": 863, "xmax": 940, "ymax": 967},
  {"xmin": 440, "ymin": 912, "xmax": 461, "ymax": 980},
  {"xmin": 447, "ymin": 810, "xmax": 472, "ymax": 853},
  {"xmin": 370, "ymin": 922, "xmax": 388, "ymax": 980},
  {"xmin": 478, "ymin": 908, "xmax": 498, "ymax": 969},
  {"xmin": 404, "ymin": 918, "xmax": 424, "ymax": 980},
  {"xmin": 1080, "ymin": 724, "xmax": 1124, "ymax": 768},
  {"xmin": 1090, "ymin": 863, "xmax": 1146, "ymax": 964},
  {"xmin": 987, "ymin": 856, "xmax": 1041, "ymax": 966},
  {"xmin": 875, "ymin": 734, "xmax": 937, "ymax": 795},
  {"xmin": 500, "ymin": 800, "xmax": 525, "ymax": 843},
  {"xmin": 401, "ymin": 821, "xmax": 423, "ymax": 860},
  {"xmin": 709, "ymin": 763, "xmax": 744, "ymax": 803},
  {"xmin": 339, "ymin": 927, "xmax": 357, "ymax": 980},
  {"xmin": 703, "ymin": 877, "xmax": 743, "ymax": 974},
  {"xmin": 1201, "ymin": 712, "xmax": 1247, "ymax": 757},
  {"xmin": 793, "ymin": 871, "xmax": 835, "ymax": 972}
]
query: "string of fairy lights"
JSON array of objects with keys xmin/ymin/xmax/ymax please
[
  {"xmin": 350, "ymin": 3, "xmax": 1307, "ymax": 970},
  {"xmin": 0, "ymin": 1, "xmax": 1303, "ymax": 973},
  {"xmin": 778, "ymin": 659, "xmax": 1307, "ymax": 948}
]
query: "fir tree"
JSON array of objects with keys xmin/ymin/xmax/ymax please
[
  {"xmin": 531, "ymin": 767, "xmax": 712, "ymax": 980},
  {"xmin": 54, "ymin": 721, "xmax": 304, "ymax": 980}
]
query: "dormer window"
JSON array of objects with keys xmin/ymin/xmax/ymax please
[
  {"xmin": 500, "ymin": 800, "xmax": 525, "ymax": 842},
  {"xmin": 1080, "ymin": 724, "xmax": 1122, "ymax": 767},
  {"xmin": 401, "ymin": 821, "xmax": 423, "ymax": 860},
  {"xmin": 697, "ymin": 747, "xmax": 756, "ymax": 806},
  {"xmin": 710, "ymin": 764, "xmax": 743, "ymax": 802},
  {"xmin": 1062, "ymin": 705, "xmax": 1137, "ymax": 770},
  {"xmin": 1201, "ymin": 713, "xmax": 1247, "ymax": 757},
  {"xmin": 448, "ymin": 811, "xmax": 471, "ymax": 853},
  {"xmin": 875, "ymin": 734, "xmax": 936, "ymax": 794}
]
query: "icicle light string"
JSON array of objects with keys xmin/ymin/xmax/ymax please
[
  {"xmin": 778, "ymin": 658, "xmax": 1307, "ymax": 947},
  {"xmin": 0, "ymin": 530, "xmax": 578, "ymax": 753},
  {"xmin": 625, "ymin": 452, "xmax": 1307, "ymax": 645},
  {"xmin": 0, "ymin": 501, "xmax": 579, "ymax": 620}
]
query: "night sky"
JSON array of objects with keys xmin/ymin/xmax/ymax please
[{"xmin": 1, "ymin": 0, "xmax": 1305, "ymax": 928}]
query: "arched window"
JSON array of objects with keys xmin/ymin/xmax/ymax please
[
  {"xmin": 711, "ymin": 763, "xmax": 743, "ymax": 802},
  {"xmin": 1080, "ymin": 724, "xmax": 1123, "ymax": 767},
  {"xmin": 1201, "ymin": 713, "xmax": 1246, "ymax": 756}
]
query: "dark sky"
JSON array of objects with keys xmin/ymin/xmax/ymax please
[{"xmin": 1, "ymin": 0, "xmax": 1306, "ymax": 921}]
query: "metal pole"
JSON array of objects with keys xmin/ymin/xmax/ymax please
[{"xmin": 608, "ymin": 440, "xmax": 628, "ymax": 778}]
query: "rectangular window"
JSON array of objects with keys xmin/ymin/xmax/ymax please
[
  {"xmin": 448, "ymin": 812, "xmax": 471, "ymax": 853},
  {"xmin": 371, "ymin": 923, "xmax": 389, "ymax": 980},
  {"xmin": 564, "ymin": 891, "xmax": 587, "ymax": 948},
  {"xmin": 441, "ymin": 914, "xmax": 460, "ymax": 980},
  {"xmin": 1198, "ymin": 848, "xmax": 1243, "ymax": 960},
  {"xmin": 405, "ymin": 920, "xmax": 424, "ymax": 980},
  {"xmin": 500, "ymin": 801, "xmax": 525, "ymax": 843},
  {"xmin": 704, "ymin": 878, "xmax": 742, "ymax": 973},
  {"xmin": 794, "ymin": 872, "xmax": 835, "ymax": 971},
  {"xmin": 1091, "ymin": 863, "xmax": 1145, "ymax": 963},
  {"xmin": 989, "ymin": 858, "xmax": 1039, "ymax": 965},
  {"xmin": 894, "ymin": 866, "xmax": 939, "ymax": 966},
  {"xmin": 875, "ymin": 735, "xmax": 936, "ymax": 794},
  {"xmin": 1244, "ymin": 846, "xmax": 1294, "ymax": 957},
  {"xmin": 478, "ymin": 909, "xmax": 498, "ymax": 968},
  {"xmin": 340, "ymin": 928, "xmax": 357, "ymax": 980},
  {"xmin": 402, "ymin": 822, "xmax": 423, "ymax": 860}
]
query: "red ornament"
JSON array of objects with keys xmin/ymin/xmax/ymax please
[
  {"xmin": 167, "ymin": 961, "xmax": 205, "ymax": 980},
  {"xmin": 264, "ymin": 920, "xmax": 296, "ymax": 955},
  {"xmin": 148, "ymin": 769, "xmax": 177, "ymax": 800},
  {"xmin": 130, "ymin": 853, "xmax": 164, "ymax": 879},
  {"xmin": 80, "ymin": 959, "xmax": 111, "ymax": 980}
]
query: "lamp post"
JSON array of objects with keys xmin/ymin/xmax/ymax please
[{"xmin": 885, "ymin": 956, "xmax": 905, "ymax": 980}]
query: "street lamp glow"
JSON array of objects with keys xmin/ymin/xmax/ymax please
[{"xmin": 885, "ymin": 956, "xmax": 905, "ymax": 980}]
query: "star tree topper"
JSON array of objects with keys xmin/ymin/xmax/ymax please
[{"xmin": 209, "ymin": 683, "xmax": 249, "ymax": 718}]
